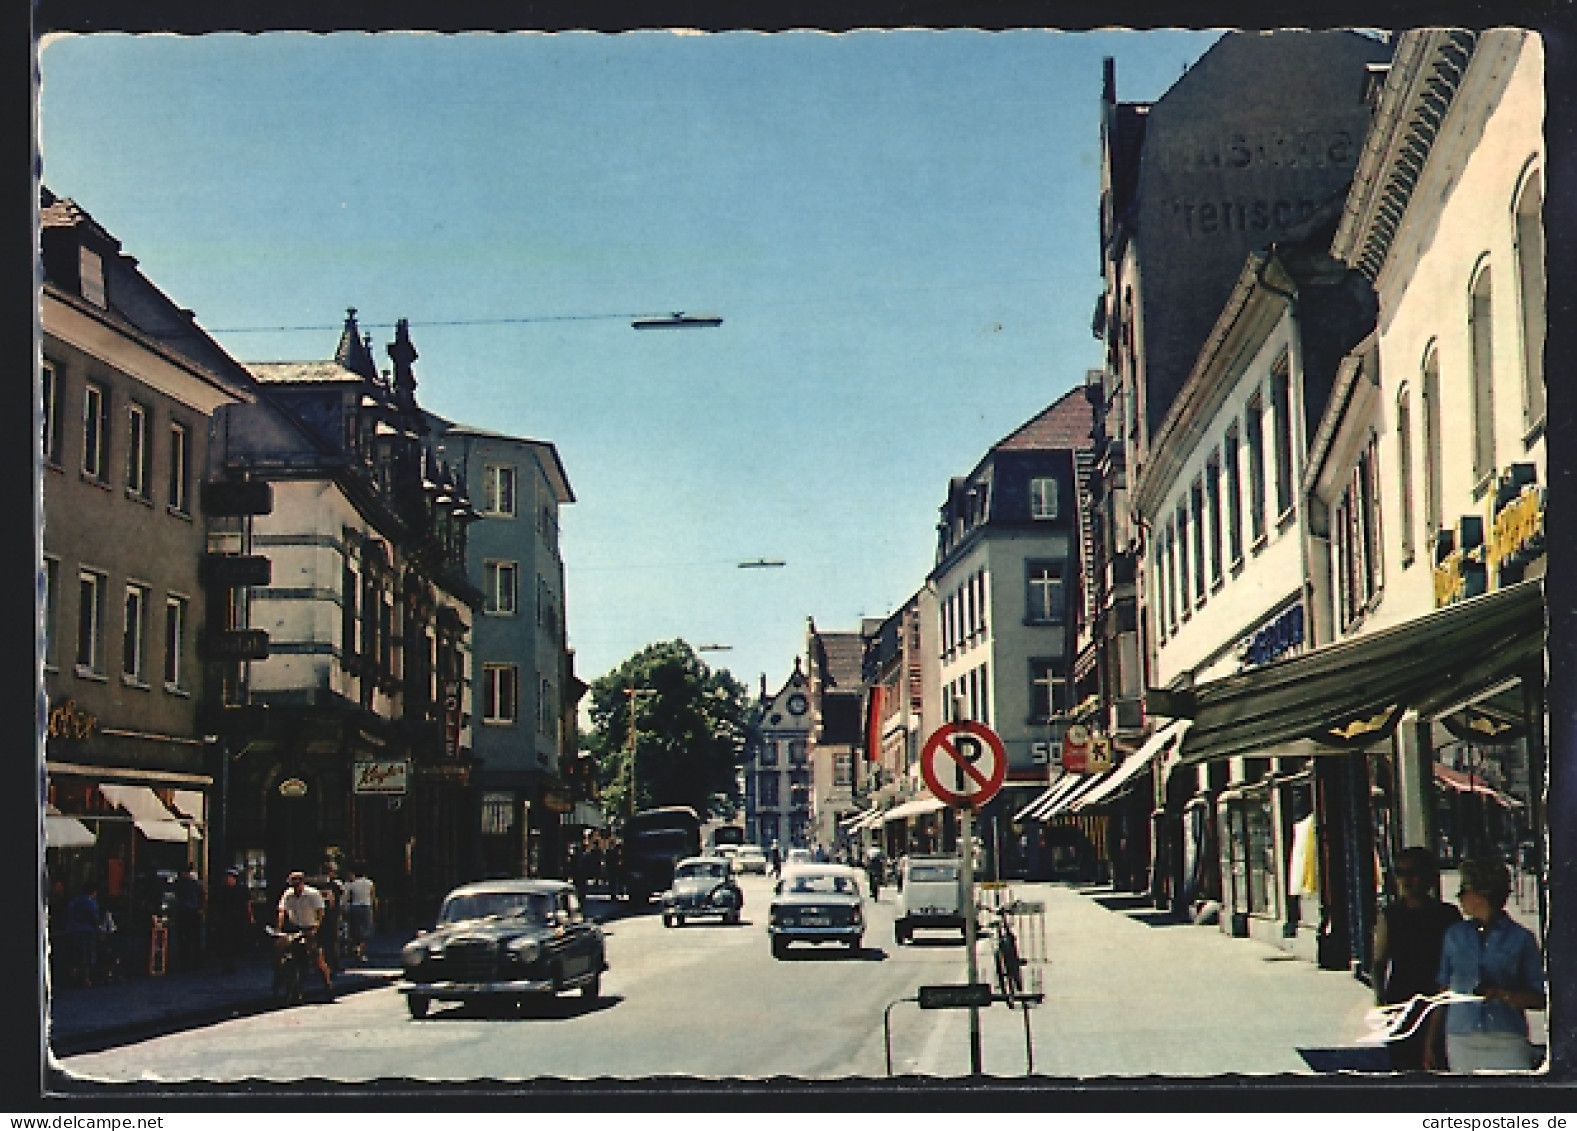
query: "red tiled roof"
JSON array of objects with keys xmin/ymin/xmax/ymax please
[{"xmin": 993, "ymin": 386, "xmax": 1094, "ymax": 452}]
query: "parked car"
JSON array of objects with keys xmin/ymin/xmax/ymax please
[
  {"xmin": 767, "ymin": 864, "xmax": 865, "ymax": 958},
  {"xmin": 786, "ymin": 848, "xmax": 814, "ymax": 867},
  {"xmin": 661, "ymin": 856, "xmax": 743, "ymax": 926},
  {"xmin": 734, "ymin": 845, "xmax": 768, "ymax": 874},
  {"xmin": 399, "ymin": 880, "xmax": 606, "ymax": 1019},
  {"xmin": 893, "ymin": 854, "xmax": 966, "ymax": 944}
]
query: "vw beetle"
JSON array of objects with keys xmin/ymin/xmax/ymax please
[{"xmin": 660, "ymin": 856, "xmax": 743, "ymax": 926}]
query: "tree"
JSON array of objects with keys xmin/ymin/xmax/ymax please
[{"xmin": 587, "ymin": 640, "xmax": 747, "ymax": 820}]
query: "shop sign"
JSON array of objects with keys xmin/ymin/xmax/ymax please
[
  {"xmin": 1061, "ymin": 723, "xmax": 1091, "ymax": 774},
  {"xmin": 47, "ymin": 699, "xmax": 97, "ymax": 740},
  {"xmin": 201, "ymin": 629, "xmax": 271, "ymax": 661},
  {"xmin": 1086, "ymin": 733, "xmax": 1113, "ymax": 773},
  {"xmin": 416, "ymin": 762, "xmax": 471, "ymax": 784},
  {"xmin": 1488, "ymin": 479, "xmax": 1544, "ymax": 585},
  {"xmin": 353, "ymin": 760, "xmax": 409, "ymax": 795},
  {"xmin": 202, "ymin": 479, "xmax": 274, "ymax": 517},
  {"xmin": 543, "ymin": 789, "xmax": 572, "ymax": 813},
  {"xmin": 1238, "ymin": 603, "xmax": 1305, "ymax": 669},
  {"xmin": 443, "ymin": 680, "xmax": 462, "ymax": 758},
  {"xmin": 1433, "ymin": 517, "xmax": 1487, "ymax": 608},
  {"xmin": 278, "ymin": 777, "xmax": 308, "ymax": 798}
]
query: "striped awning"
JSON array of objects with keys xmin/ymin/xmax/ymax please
[
  {"xmin": 1041, "ymin": 771, "xmax": 1113, "ymax": 818},
  {"xmin": 98, "ymin": 784, "xmax": 193, "ymax": 843},
  {"xmin": 883, "ymin": 794, "xmax": 947, "ymax": 822},
  {"xmin": 1014, "ymin": 774, "xmax": 1082, "ymax": 822},
  {"xmin": 1071, "ymin": 719, "xmax": 1191, "ymax": 812}
]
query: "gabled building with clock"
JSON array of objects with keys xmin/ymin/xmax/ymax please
[{"xmin": 741, "ymin": 663, "xmax": 815, "ymax": 849}]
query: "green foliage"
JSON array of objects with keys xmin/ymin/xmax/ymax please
[{"xmin": 588, "ymin": 639, "xmax": 748, "ymax": 821}]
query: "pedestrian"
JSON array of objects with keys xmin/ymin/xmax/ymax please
[
  {"xmin": 319, "ymin": 869, "xmax": 346, "ymax": 973},
  {"xmin": 210, "ymin": 866, "xmax": 255, "ymax": 974},
  {"xmin": 343, "ymin": 865, "xmax": 377, "ymax": 965},
  {"xmin": 276, "ymin": 871, "xmax": 335, "ymax": 995},
  {"xmin": 768, "ymin": 841, "xmax": 782, "ymax": 878},
  {"xmin": 63, "ymin": 880, "xmax": 106, "ymax": 987},
  {"xmin": 1424, "ymin": 856, "xmax": 1545, "ymax": 1072},
  {"xmin": 173, "ymin": 865, "xmax": 206, "ymax": 972},
  {"xmin": 1371, "ymin": 847, "xmax": 1460, "ymax": 1070}
]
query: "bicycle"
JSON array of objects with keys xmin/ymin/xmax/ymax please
[{"xmin": 979, "ymin": 901, "xmax": 1026, "ymax": 1005}]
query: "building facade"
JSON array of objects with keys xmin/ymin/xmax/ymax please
[
  {"xmin": 804, "ymin": 621, "xmax": 865, "ymax": 851},
  {"xmin": 212, "ymin": 313, "xmax": 482, "ymax": 925},
  {"xmin": 426, "ymin": 419, "xmax": 578, "ymax": 880},
  {"xmin": 742, "ymin": 663, "xmax": 814, "ymax": 850},
  {"xmin": 40, "ymin": 190, "xmax": 252, "ymax": 963},
  {"xmin": 929, "ymin": 388, "xmax": 1094, "ymax": 879}
]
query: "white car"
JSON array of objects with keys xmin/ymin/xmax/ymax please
[
  {"xmin": 893, "ymin": 854, "xmax": 966, "ymax": 944},
  {"xmin": 733, "ymin": 845, "xmax": 768, "ymax": 874}
]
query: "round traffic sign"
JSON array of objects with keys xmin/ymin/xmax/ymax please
[{"xmin": 920, "ymin": 720, "xmax": 1008, "ymax": 808}]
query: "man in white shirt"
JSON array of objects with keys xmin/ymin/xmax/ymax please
[
  {"xmin": 276, "ymin": 871, "xmax": 333, "ymax": 991},
  {"xmin": 343, "ymin": 866, "xmax": 376, "ymax": 964}
]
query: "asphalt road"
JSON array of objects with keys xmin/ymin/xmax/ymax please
[{"xmin": 56, "ymin": 873, "xmax": 1014, "ymax": 1084}]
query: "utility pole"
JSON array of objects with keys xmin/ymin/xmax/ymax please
[{"xmin": 953, "ymin": 695, "xmax": 982, "ymax": 1076}]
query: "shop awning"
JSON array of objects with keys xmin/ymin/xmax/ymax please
[
  {"xmin": 852, "ymin": 809, "xmax": 886, "ymax": 831},
  {"xmin": 1071, "ymin": 719, "xmax": 1192, "ymax": 812},
  {"xmin": 169, "ymin": 789, "xmax": 205, "ymax": 822},
  {"xmin": 839, "ymin": 808, "xmax": 876, "ymax": 830},
  {"xmin": 44, "ymin": 805, "xmax": 96, "ymax": 849},
  {"xmin": 1014, "ymin": 774, "xmax": 1081, "ymax": 822},
  {"xmin": 1151, "ymin": 581, "xmax": 1544, "ymax": 766},
  {"xmin": 1434, "ymin": 763, "xmax": 1521, "ymax": 808},
  {"xmin": 883, "ymin": 794, "xmax": 946, "ymax": 822},
  {"xmin": 98, "ymin": 783, "xmax": 192, "ymax": 843},
  {"xmin": 1042, "ymin": 771, "xmax": 1112, "ymax": 818}
]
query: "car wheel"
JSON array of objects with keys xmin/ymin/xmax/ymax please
[
  {"xmin": 848, "ymin": 936, "xmax": 863, "ymax": 952},
  {"xmin": 662, "ymin": 912, "xmax": 673, "ymax": 927},
  {"xmin": 674, "ymin": 914, "xmax": 685, "ymax": 927},
  {"xmin": 406, "ymin": 994, "xmax": 429, "ymax": 1019},
  {"xmin": 582, "ymin": 970, "xmax": 601, "ymax": 999},
  {"xmin": 724, "ymin": 911, "xmax": 741, "ymax": 926},
  {"xmin": 771, "ymin": 936, "xmax": 789, "ymax": 960},
  {"xmin": 895, "ymin": 922, "xmax": 911, "ymax": 946}
]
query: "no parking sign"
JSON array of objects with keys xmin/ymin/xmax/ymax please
[{"xmin": 919, "ymin": 720, "xmax": 1008, "ymax": 809}]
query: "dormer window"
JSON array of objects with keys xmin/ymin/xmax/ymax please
[
  {"xmin": 1030, "ymin": 477, "xmax": 1059, "ymax": 520},
  {"xmin": 79, "ymin": 247, "xmax": 105, "ymax": 307}
]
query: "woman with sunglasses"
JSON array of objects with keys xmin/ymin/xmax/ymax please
[
  {"xmin": 1424, "ymin": 856, "xmax": 1545, "ymax": 1072},
  {"xmin": 1372, "ymin": 847, "xmax": 1460, "ymax": 1070}
]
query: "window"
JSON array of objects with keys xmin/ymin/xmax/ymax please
[
  {"xmin": 82, "ymin": 382, "xmax": 107, "ymax": 480},
  {"xmin": 482, "ymin": 464, "xmax": 516, "ymax": 516},
  {"xmin": 760, "ymin": 740, "xmax": 778, "ymax": 768},
  {"xmin": 1245, "ymin": 392, "xmax": 1266, "ymax": 543},
  {"xmin": 538, "ymin": 674, "xmax": 555, "ymax": 734},
  {"xmin": 126, "ymin": 403, "xmax": 151, "ymax": 497},
  {"xmin": 122, "ymin": 584, "xmax": 148, "ymax": 683},
  {"xmin": 483, "ymin": 560, "xmax": 517, "ymax": 615},
  {"xmin": 1029, "ymin": 477, "xmax": 1059, "ymax": 520},
  {"xmin": 1421, "ymin": 346, "xmax": 1444, "ymax": 546},
  {"xmin": 1029, "ymin": 659, "xmax": 1065, "ymax": 721},
  {"xmin": 1205, "ymin": 452, "xmax": 1223, "ymax": 586},
  {"xmin": 1396, "ymin": 385, "xmax": 1416, "ymax": 567},
  {"xmin": 834, "ymin": 753, "xmax": 852, "ymax": 788},
  {"xmin": 482, "ymin": 664, "xmax": 519, "ymax": 724},
  {"xmin": 788, "ymin": 740, "xmax": 807, "ymax": 766},
  {"xmin": 168, "ymin": 422, "xmax": 190, "ymax": 512},
  {"xmin": 1271, "ymin": 357, "xmax": 1294, "ymax": 519},
  {"xmin": 1164, "ymin": 521, "xmax": 1179, "ymax": 634},
  {"xmin": 163, "ymin": 596, "xmax": 186, "ymax": 689},
  {"xmin": 76, "ymin": 569, "xmax": 106, "ymax": 675},
  {"xmin": 79, "ymin": 246, "xmax": 105, "ymax": 307},
  {"xmin": 1190, "ymin": 478, "xmax": 1206, "ymax": 604},
  {"xmin": 42, "ymin": 363, "xmax": 61, "ymax": 465},
  {"xmin": 1175, "ymin": 502, "xmax": 1191, "ymax": 618},
  {"xmin": 43, "ymin": 556, "xmax": 59, "ymax": 669},
  {"xmin": 1514, "ymin": 172, "xmax": 1545, "ymax": 432},
  {"xmin": 1469, "ymin": 264, "xmax": 1496, "ymax": 487},
  {"xmin": 759, "ymin": 773, "xmax": 780, "ymax": 808},
  {"xmin": 1224, "ymin": 426, "xmax": 1243, "ymax": 565},
  {"xmin": 1154, "ymin": 540, "xmax": 1168, "ymax": 643},
  {"xmin": 1026, "ymin": 562, "xmax": 1064, "ymax": 624},
  {"xmin": 1335, "ymin": 436, "xmax": 1384, "ymax": 629}
]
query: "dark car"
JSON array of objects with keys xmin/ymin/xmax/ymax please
[
  {"xmin": 399, "ymin": 879, "xmax": 606, "ymax": 1018},
  {"xmin": 660, "ymin": 856, "xmax": 743, "ymax": 927},
  {"xmin": 767, "ymin": 864, "xmax": 865, "ymax": 958}
]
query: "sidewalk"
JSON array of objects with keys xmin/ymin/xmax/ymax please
[
  {"xmin": 46, "ymin": 930, "xmax": 411, "ymax": 1057},
  {"xmin": 913, "ymin": 882, "xmax": 1450, "ymax": 1077}
]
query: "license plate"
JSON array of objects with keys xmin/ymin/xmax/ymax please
[{"xmin": 801, "ymin": 916, "xmax": 830, "ymax": 927}]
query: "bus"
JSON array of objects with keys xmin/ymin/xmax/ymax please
[{"xmin": 621, "ymin": 806, "xmax": 702, "ymax": 904}]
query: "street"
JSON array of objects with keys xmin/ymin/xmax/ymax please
[{"xmin": 56, "ymin": 879, "xmax": 1383, "ymax": 1082}]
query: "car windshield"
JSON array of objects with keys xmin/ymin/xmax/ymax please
[
  {"xmin": 633, "ymin": 829, "xmax": 692, "ymax": 853},
  {"xmin": 787, "ymin": 871, "xmax": 858, "ymax": 896},
  {"xmin": 439, "ymin": 891, "xmax": 554, "ymax": 924},
  {"xmin": 676, "ymin": 861, "xmax": 730, "ymax": 881},
  {"xmin": 909, "ymin": 863, "xmax": 959, "ymax": 883}
]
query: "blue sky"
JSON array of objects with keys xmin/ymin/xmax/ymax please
[{"xmin": 37, "ymin": 29, "xmax": 1222, "ymax": 699}]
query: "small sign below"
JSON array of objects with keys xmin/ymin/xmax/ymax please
[{"xmin": 918, "ymin": 983, "xmax": 993, "ymax": 1010}]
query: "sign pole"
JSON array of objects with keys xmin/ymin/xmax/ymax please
[{"xmin": 953, "ymin": 699, "xmax": 982, "ymax": 1077}]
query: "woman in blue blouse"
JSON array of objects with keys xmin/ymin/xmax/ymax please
[{"xmin": 1424, "ymin": 857, "xmax": 1545, "ymax": 1072}]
